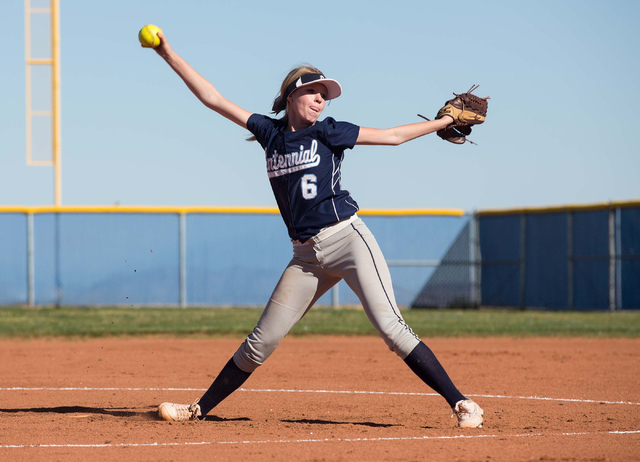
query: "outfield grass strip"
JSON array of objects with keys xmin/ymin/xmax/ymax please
[{"xmin": 0, "ymin": 307, "xmax": 638, "ymax": 338}]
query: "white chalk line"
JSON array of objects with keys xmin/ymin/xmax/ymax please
[
  {"xmin": 1, "ymin": 387, "xmax": 639, "ymax": 406},
  {"xmin": 1, "ymin": 430, "xmax": 639, "ymax": 449}
]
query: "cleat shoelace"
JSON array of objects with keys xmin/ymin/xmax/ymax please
[
  {"xmin": 452, "ymin": 400, "xmax": 476, "ymax": 419},
  {"xmin": 173, "ymin": 400, "xmax": 201, "ymax": 421}
]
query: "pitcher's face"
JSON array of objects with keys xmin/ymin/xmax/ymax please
[{"xmin": 287, "ymin": 83, "xmax": 328, "ymax": 126}]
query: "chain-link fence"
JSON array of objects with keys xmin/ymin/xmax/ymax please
[
  {"xmin": 478, "ymin": 202, "xmax": 640, "ymax": 310},
  {"xmin": 410, "ymin": 218, "xmax": 479, "ymax": 308},
  {"xmin": 2, "ymin": 202, "xmax": 638, "ymax": 309},
  {"xmin": 0, "ymin": 207, "xmax": 473, "ymax": 308}
]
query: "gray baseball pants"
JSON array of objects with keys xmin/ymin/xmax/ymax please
[{"xmin": 233, "ymin": 217, "xmax": 421, "ymax": 373}]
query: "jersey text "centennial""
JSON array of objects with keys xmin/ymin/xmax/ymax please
[{"xmin": 267, "ymin": 140, "xmax": 320, "ymax": 178}]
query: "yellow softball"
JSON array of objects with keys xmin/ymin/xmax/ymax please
[{"xmin": 138, "ymin": 24, "xmax": 163, "ymax": 48}]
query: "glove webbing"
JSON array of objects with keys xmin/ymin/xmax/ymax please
[{"xmin": 417, "ymin": 114, "xmax": 478, "ymax": 145}]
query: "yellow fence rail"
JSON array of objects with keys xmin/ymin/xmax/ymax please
[
  {"xmin": 477, "ymin": 200, "xmax": 640, "ymax": 217},
  {"xmin": 0, "ymin": 206, "xmax": 466, "ymax": 216}
]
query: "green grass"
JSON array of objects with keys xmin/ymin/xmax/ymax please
[{"xmin": 0, "ymin": 306, "xmax": 639, "ymax": 338}]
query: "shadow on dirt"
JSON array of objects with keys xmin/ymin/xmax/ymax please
[
  {"xmin": 281, "ymin": 418, "xmax": 399, "ymax": 428},
  {"xmin": 0, "ymin": 407, "xmax": 255, "ymax": 422},
  {"xmin": 0, "ymin": 406, "xmax": 143, "ymax": 417},
  {"xmin": 203, "ymin": 415, "xmax": 251, "ymax": 422},
  {"xmin": 0, "ymin": 408, "xmax": 402, "ymax": 427}
]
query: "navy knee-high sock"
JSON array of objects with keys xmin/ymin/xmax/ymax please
[
  {"xmin": 198, "ymin": 358, "xmax": 252, "ymax": 416},
  {"xmin": 404, "ymin": 341, "xmax": 465, "ymax": 408}
]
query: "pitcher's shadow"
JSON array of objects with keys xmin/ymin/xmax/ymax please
[
  {"xmin": 281, "ymin": 418, "xmax": 401, "ymax": 428},
  {"xmin": 0, "ymin": 406, "xmax": 251, "ymax": 422},
  {"xmin": 0, "ymin": 407, "xmax": 408, "ymax": 427}
]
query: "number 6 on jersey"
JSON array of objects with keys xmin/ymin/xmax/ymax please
[{"xmin": 301, "ymin": 174, "xmax": 317, "ymax": 200}]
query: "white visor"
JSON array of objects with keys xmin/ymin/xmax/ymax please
[{"xmin": 283, "ymin": 73, "xmax": 342, "ymax": 101}]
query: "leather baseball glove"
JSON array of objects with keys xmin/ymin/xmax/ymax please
[
  {"xmin": 417, "ymin": 114, "xmax": 477, "ymax": 145},
  {"xmin": 424, "ymin": 85, "xmax": 489, "ymax": 145}
]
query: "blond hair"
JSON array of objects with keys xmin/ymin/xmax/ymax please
[{"xmin": 247, "ymin": 64, "xmax": 324, "ymax": 142}]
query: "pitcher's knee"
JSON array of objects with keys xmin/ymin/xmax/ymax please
[
  {"xmin": 232, "ymin": 347, "xmax": 260, "ymax": 373},
  {"xmin": 380, "ymin": 320, "xmax": 421, "ymax": 360},
  {"xmin": 232, "ymin": 331, "xmax": 282, "ymax": 373}
]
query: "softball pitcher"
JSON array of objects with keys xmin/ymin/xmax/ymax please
[{"xmin": 151, "ymin": 31, "xmax": 484, "ymax": 428}]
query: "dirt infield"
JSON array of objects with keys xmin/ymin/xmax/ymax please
[{"xmin": 0, "ymin": 336, "xmax": 638, "ymax": 461}]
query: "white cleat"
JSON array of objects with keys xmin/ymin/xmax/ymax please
[
  {"xmin": 158, "ymin": 401, "xmax": 202, "ymax": 421},
  {"xmin": 452, "ymin": 399, "xmax": 484, "ymax": 428}
]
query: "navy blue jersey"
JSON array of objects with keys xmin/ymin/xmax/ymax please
[{"xmin": 247, "ymin": 114, "xmax": 360, "ymax": 241}]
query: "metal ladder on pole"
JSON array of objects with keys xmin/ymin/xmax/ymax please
[{"xmin": 25, "ymin": 0, "xmax": 62, "ymax": 206}]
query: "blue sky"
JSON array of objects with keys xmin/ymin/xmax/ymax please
[{"xmin": 1, "ymin": 0, "xmax": 639, "ymax": 211}]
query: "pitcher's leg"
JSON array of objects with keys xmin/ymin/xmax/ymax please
[
  {"xmin": 233, "ymin": 259, "xmax": 340, "ymax": 373},
  {"xmin": 340, "ymin": 221, "xmax": 472, "ymax": 417},
  {"xmin": 404, "ymin": 342, "xmax": 465, "ymax": 408},
  {"xmin": 196, "ymin": 358, "xmax": 252, "ymax": 417},
  {"xmin": 197, "ymin": 258, "xmax": 338, "ymax": 416},
  {"xmin": 340, "ymin": 222, "xmax": 419, "ymax": 358}
]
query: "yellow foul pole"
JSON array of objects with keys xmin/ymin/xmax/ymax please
[
  {"xmin": 52, "ymin": 0, "xmax": 62, "ymax": 206},
  {"xmin": 24, "ymin": 0, "xmax": 62, "ymax": 205}
]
